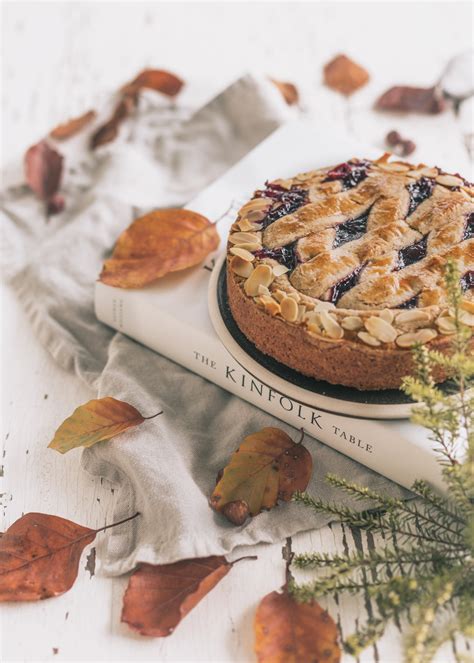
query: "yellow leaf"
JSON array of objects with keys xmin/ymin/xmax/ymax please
[
  {"xmin": 210, "ymin": 427, "xmax": 312, "ymax": 525},
  {"xmin": 48, "ymin": 397, "xmax": 159, "ymax": 454}
]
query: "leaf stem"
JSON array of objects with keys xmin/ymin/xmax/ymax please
[
  {"xmin": 143, "ymin": 411, "xmax": 163, "ymax": 420},
  {"xmin": 96, "ymin": 511, "xmax": 141, "ymax": 534},
  {"xmin": 231, "ymin": 555, "xmax": 258, "ymax": 565}
]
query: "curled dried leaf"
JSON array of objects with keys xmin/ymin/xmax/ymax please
[
  {"xmin": 210, "ymin": 427, "xmax": 313, "ymax": 525},
  {"xmin": 376, "ymin": 85, "xmax": 446, "ymax": 114},
  {"xmin": 255, "ymin": 587, "xmax": 341, "ymax": 662},
  {"xmin": 99, "ymin": 209, "xmax": 219, "ymax": 288},
  {"xmin": 48, "ymin": 396, "xmax": 160, "ymax": 454},
  {"xmin": 0, "ymin": 512, "xmax": 138, "ymax": 602},
  {"xmin": 323, "ymin": 54, "xmax": 369, "ymax": 95},
  {"xmin": 121, "ymin": 556, "xmax": 232, "ymax": 637},
  {"xmin": 270, "ymin": 78, "xmax": 299, "ymax": 105},
  {"xmin": 122, "ymin": 68, "xmax": 184, "ymax": 97},
  {"xmin": 50, "ymin": 110, "xmax": 97, "ymax": 140},
  {"xmin": 24, "ymin": 140, "xmax": 63, "ymax": 203}
]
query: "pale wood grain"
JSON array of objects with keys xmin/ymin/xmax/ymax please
[{"xmin": 1, "ymin": 2, "xmax": 472, "ymax": 661}]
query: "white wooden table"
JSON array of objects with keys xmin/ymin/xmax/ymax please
[{"xmin": 1, "ymin": 3, "xmax": 472, "ymax": 662}]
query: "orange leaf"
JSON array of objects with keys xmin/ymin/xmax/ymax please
[
  {"xmin": 323, "ymin": 54, "xmax": 369, "ymax": 96},
  {"xmin": 122, "ymin": 68, "xmax": 184, "ymax": 97},
  {"xmin": 270, "ymin": 78, "xmax": 299, "ymax": 106},
  {"xmin": 99, "ymin": 209, "xmax": 219, "ymax": 288},
  {"xmin": 50, "ymin": 110, "xmax": 97, "ymax": 140},
  {"xmin": 121, "ymin": 556, "xmax": 234, "ymax": 637},
  {"xmin": 210, "ymin": 428, "xmax": 313, "ymax": 525},
  {"xmin": 0, "ymin": 512, "xmax": 138, "ymax": 602},
  {"xmin": 255, "ymin": 588, "xmax": 341, "ymax": 662},
  {"xmin": 48, "ymin": 396, "xmax": 160, "ymax": 454}
]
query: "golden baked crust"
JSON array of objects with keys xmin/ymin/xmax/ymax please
[{"xmin": 226, "ymin": 155, "xmax": 474, "ymax": 390}]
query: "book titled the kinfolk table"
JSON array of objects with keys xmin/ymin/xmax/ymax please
[{"xmin": 95, "ymin": 119, "xmax": 446, "ymax": 493}]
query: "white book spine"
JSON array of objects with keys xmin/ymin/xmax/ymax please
[{"xmin": 95, "ymin": 284, "xmax": 445, "ymax": 493}]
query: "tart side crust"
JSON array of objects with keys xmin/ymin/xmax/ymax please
[{"xmin": 227, "ymin": 264, "xmax": 456, "ymax": 391}]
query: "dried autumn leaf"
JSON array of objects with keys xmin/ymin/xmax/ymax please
[
  {"xmin": 48, "ymin": 396, "xmax": 160, "ymax": 454},
  {"xmin": 99, "ymin": 209, "xmax": 219, "ymax": 288},
  {"xmin": 375, "ymin": 85, "xmax": 446, "ymax": 114},
  {"xmin": 122, "ymin": 68, "xmax": 184, "ymax": 97},
  {"xmin": 0, "ymin": 512, "xmax": 138, "ymax": 602},
  {"xmin": 24, "ymin": 140, "xmax": 63, "ymax": 201},
  {"xmin": 122, "ymin": 555, "xmax": 244, "ymax": 636},
  {"xmin": 50, "ymin": 109, "xmax": 97, "ymax": 140},
  {"xmin": 255, "ymin": 587, "xmax": 341, "ymax": 662},
  {"xmin": 210, "ymin": 427, "xmax": 313, "ymax": 525},
  {"xmin": 323, "ymin": 54, "xmax": 369, "ymax": 95},
  {"xmin": 270, "ymin": 78, "xmax": 299, "ymax": 105}
]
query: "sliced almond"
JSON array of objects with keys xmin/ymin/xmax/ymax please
[
  {"xmin": 436, "ymin": 316, "xmax": 456, "ymax": 334},
  {"xmin": 358, "ymin": 331, "xmax": 381, "ymax": 347},
  {"xmin": 273, "ymin": 289, "xmax": 286, "ymax": 303},
  {"xmin": 461, "ymin": 300, "xmax": 474, "ymax": 314},
  {"xmin": 230, "ymin": 255, "xmax": 254, "ymax": 278},
  {"xmin": 244, "ymin": 264, "xmax": 274, "ymax": 296},
  {"xmin": 230, "ymin": 247, "xmax": 255, "ymax": 262},
  {"xmin": 314, "ymin": 301, "xmax": 336, "ymax": 312},
  {"xmin": 379, "ymin": 309, "xmax": 394, "ymax": 324},
  {"xmin": 395, "ymin": 310, "xmax": 430, "ymax": 325},
  {"xmin": 272, "ymin": 263, "xmax": 290, "ymax": 277},
  {"xmin": 258, "ymin": 295, "xmax": 281, "ymax": 316},
  {"xmin": 379, "ymin": 162, "xmax": 410, "ymax": 173},
  {"xmin": 228, "ymin": 231, "xmax": 261, "ymax": 245},
  {"xmin": 297, "ymin": 304, "xmax": 306, "ymax": 322},
  {"xmin": 307, "ymin": 322, "xmax": 323, "ymax": 335},
  {"xmin": 365, "ymin": 316, "xmax": 397, "ymax": 343},
  {"xmin": 237, "ymin": 218, "xmax": 255, "ymax": 231},
  {"xmin": 231, "ymin": 242, "xmax": 262, "ymax": 252},
  {"xmin": 280, "ymin": 296, "xmax": 299, "ymax": 322},
  {"xmin": 239, "ymin": 198, "xmax": 272, "ymax": 215},
  {"xmin": 459, "ymin": 310, "xmax": 474, "ymax": 327},
  {"xmin": 288, "ymin": 292, "xmax": 301, "ymax": 302},
  {"xmin": 341, "ymin": 315, "xmax": 363, "ymax": 331},
  {"xmin": 320, "ymin": 310, "xmax": 344, "ymax": 340},
  {"xmin": 408, "ymin": 167, "xmax": 438, "ymax": 179},
  {"xmin": 436, "ymin": 174, "xmax": 463, "ymax": 188},
  {"xmin": 257, "ymin": 284, "xmax": 271, "ymax": 296},
  {"xmin": 396, "ymin": 329, "xmax": 437, "ymax": 348}
]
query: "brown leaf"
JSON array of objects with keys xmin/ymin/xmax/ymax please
[
  {"xmin": 48, "ymin": 396, "xmax": 161, "ymax": 454},
  {"xmin": 323, "ymin": 54, "xmax": 369, "ymax": 95},
  {"xmin": 99, "ymin": 209, "xmax": 220, "ymax": 288},
  {"xmin": 0, "ymin": 512, "xmax": 138, "ymax": 602},
  {"xmin": 50, "ymin": 110, "xmax": 97, "ymax": 140},
  {"xmin": 255, "ymin": 587, "xmax": 341, "ymax": 662},
  {"xmin": 121, "ymin": 556, "xmax": 233, "ymax": 636},
  {"xmin": 210, "ymin": 428, "xmax": 313, "ymax": 525},
  {"xmin": 122, "ymin": 69, "xmax": 184, "ymax": 97},
  {"xmin": 375, "ymin": 85, "xmax": 446, "ymax": 114},
  {"xmin": 24, "ymin": 140, "xmax": 63, "ymax": 201},
  {"xmin": 270, "ymin": 78, "xmax": 299, "ymax": 105}
]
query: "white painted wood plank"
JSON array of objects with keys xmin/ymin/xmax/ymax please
[{"xmin": 2, "ymin": 2, "xmax": 471, "ymax": 661}]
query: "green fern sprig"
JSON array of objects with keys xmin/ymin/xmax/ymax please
[{"xmin": 291, "ymin": 262, "xmax": 473, "ymax": 662}]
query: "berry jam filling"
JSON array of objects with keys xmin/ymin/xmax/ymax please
[
  {"xmin": 255, "ymin": 184, "xmax": 308, "ymax": 230},
  {"xmin": 323, "ymin": 160, "xmax": 370, "ymax": 190},
  {"xmin": 254, "ymin": 242, "xmax": 299, "ymax": 272},
  {"xmin": 326, "ymin": 264, "xmax": 365, "ymax": 305},
  {"xmin": 463, "ymin": 212, "xmax": 474, "ymax": 241},
  {"xmin": 406, "ymin": 177, "xmax": 435, "ymax": 216},
  {"xmin": 396, "ymin": 295, "xmax": 420, "ymax": 309},
  {"xmin": 396, "ymin": 235, "xmax": 428, "ymax": 270},
  {"xmin": 460, "ymin": 270, "xmax": 474, "ymax": 291},
  {"xmin": 333, "ymin": 208, "xmax": 370, "ymax": 249}
]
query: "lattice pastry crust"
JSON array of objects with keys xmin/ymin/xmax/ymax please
[{"xmin": 226, "ymin": 155, "xmax": 474, "ymax": 390}]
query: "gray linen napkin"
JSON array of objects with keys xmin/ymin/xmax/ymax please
[{"xmin": 1, "ymin": 74, "xmax": 406, "ymax": 575}]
